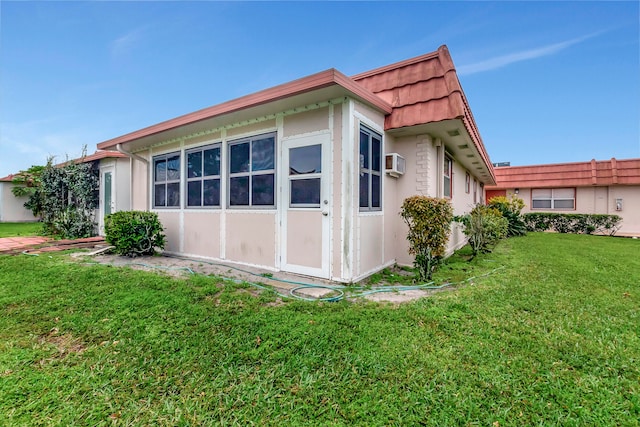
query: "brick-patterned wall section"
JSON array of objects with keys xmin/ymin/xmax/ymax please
[{"xmin": 416, "ymin": 135, "xmax": 432, "ymax": 195}]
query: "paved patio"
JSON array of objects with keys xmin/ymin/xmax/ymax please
[{"xmin": 0, "ymin": 236, "xmax": 106, "ymax": 255}]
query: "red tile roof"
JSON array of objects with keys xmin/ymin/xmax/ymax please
[
  {"xmin": 352, "ymin": 45, "xmax": 494, "ymax": 180},
  {"xmin": 0, "ymin": 174, "xmax": 16, "ymax": 182},
  {"xmin": 489, "ymin": 158, "xmax": 640, "ymax": 189}
]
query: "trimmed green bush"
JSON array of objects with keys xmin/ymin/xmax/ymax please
[
  {"xmin": 456, "ymin": 204, "xmax": 508, "ymax": 255},
  {"xmin": 488, "ymin": 195, "xmax": 527, "ymax": 237},
  {"xmin": 400, "ymin": 196, "xmax": 453, "ymax": 280},
  {"xmin": 523, "ymin": 213, "xmax": 621, "ymax": 235},
  {"xmin": 104, "ymin": 211, "xmax": 166, "ymax": 257}
]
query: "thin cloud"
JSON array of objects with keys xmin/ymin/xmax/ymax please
[
  {"xmin": 110, "ymin": 26, "xmax": 147, "ymax": 59},
  {"xmin": 457, "ymin": 31, "xmax": 605, "ymax": 76}
]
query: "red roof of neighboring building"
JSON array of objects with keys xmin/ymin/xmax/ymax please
[
  {"xmin": 489, "ymin": 158, "xmax": 640, "ymax": 189},
  {"xmin": 352, "ymin": 45, "xmax": 494, "ymax": 181},
  {"xmin": 0, "ymin": 174, "xmax": 16, "ymax": 182}
]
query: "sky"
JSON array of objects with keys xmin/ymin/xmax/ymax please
[{"xmin": 1, "ymin": 1, "xmax": 638, "ymax": 178}]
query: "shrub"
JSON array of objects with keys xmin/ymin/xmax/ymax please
[
  {"xmin": 523, "ymin": 213, "xmax": 621, "ymax": 235},
  {"xmin": 488, "ymin": 195, "xmax": 527, "ymax": 237},
  {"xmin": 456, "ymin": 205, "xmax": 508, "ymax": 255},
  {"xmin": 400, "ymin": 196, "xmax": 453, "ymax": 281},
  {"xmin": 104, "ymin": 211, "xmax": 166, "ymax": 257}
]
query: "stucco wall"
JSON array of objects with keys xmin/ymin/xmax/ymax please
[
  {"xmin": 610, "ymin": 186, "xmax": 640, "ymax": 236},
  {"xmin": 0, "ymin": 182, "xmax": 37, "ymax": 222},
  {"xmin": 225, "ymin": 212, "xmax": 277, "ymax": 268},
  {"xmin": 506, "ymin": 185, "xmax": 640, "ymax": 236},
  {"xmin": 183, "ymin": 211, "xmax": 221, "ymax": 259}
]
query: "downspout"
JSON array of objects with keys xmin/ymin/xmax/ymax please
[
  {"xmin": 116, "ymin": 143, "xmax": 148, "ymax": 164},
  {"xmin": 116, "ymin": 144, "xmax": 150, "ymax": 211}
]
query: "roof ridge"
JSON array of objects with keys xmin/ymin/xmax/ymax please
[{"xmin": 351, "ymin": 45, "xmax": 446, "ymax": 81}]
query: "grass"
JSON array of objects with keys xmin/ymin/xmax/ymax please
[
  {"xmin": 0, "ymin": 222, "xmax": 42, "ymax": 238},
  {"xmin": 1, "ymin": 233, "xmax": 638, "ymax": 426}
]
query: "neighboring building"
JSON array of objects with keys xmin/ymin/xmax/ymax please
[
  {"xmin": 96, "ymin": 45, "xmax": 495, "ymax": 282},
  {"xmin": 0, "ymin": 150, "xmax": 130, "ymax": 233},
  {"xmin": 0, "ymin": 174, "xmax": 38, "ymax": 222},
  {"xmin": 486, "ymin": 158, "xmax": 640, "ymax": 236}
]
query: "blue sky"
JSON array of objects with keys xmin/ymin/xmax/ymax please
[{"xmin": 1, "ymin": 1, "xmax": 638, "ymax": 178}]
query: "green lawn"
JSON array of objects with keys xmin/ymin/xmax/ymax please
[
  {"xmin": 0, "ymin": 221, "xmax": 41, "ymax": 238},
  {"xmin": 0, "ymin": 233, "xmax": 638, "ymax": 426}
]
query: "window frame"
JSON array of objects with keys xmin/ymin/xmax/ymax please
[
  {"xmin": 227, "ymin": 132, "xmax": 276, "ymax": 209},
  {"xmin": 473, "ymin": 178, "xmax": 478, "ymax": 204},
  {"xmin": 288, "ymin": 144, "xmax": 322, "ymax": 209},
  {"xmin": 358, "ymin": 125, "xmax": 383, "ymax": 212},
  {"xmin": 465, "ymin": 172, "xmax": 471, "ymax": 194},
  {"xmin": 443, "ymin": 155, "xmax": 453, "ymax": 199},
  {"xmin": 153, "ymin": 151, "xmax": 181, "ymax": 209},
  {"xmin": 531, "ymin": 188, "xmax": 576, "ymax": 210},
  {"xmin": 185, "ymin": 143, "xmax": 222, "ymax": 209}
]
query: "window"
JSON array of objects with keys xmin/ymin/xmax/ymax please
[
  {"xmin": 473, "ymin": 178, "xmax": 478, "ymax": 203},
  {"xmin": 228, "ymin": 133, "xmax": 276, "ymax": 207},
  {"xmin": 289, "ymin": 144, "xmax": 322, "ymax": 207},
  {"xmin": 532, "ymin": 188, "xmax": 575, "ymax": 210},
  {"xmin": 443, "ymin": 155, "xmax": 453, "ymax": 198},
  {"xmin": 186, "ymin": 144, "xmax": 221, "ymax": 208},
  {"xmin": 359, "ymin": 126, "xmax": 382, "ymax": 211},
  {"xmin": 465, "ymin": 172, "xmax": 471, "ymax": 194},
  {"xmin": 154, "ymin": 152, "xmax": 181, "ymax": 208}
]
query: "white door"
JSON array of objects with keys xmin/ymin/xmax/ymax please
[
  {"xmin": 99, "ymin": 167, "xmax": 115, "ymax": 235},
  {"xmin": 281, "ymin": 133, "xmax": 331, "ymax": 278}
]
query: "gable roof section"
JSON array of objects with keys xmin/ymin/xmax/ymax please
[
  {"xmin": 490, "ymin": 158, "xmax": 640, "ymax": 189},
  {"xmin": 98, "ymin": 69, "xmax": 392, "ymax": 150},
  {"xmin": 352, "ymin": 45, "xmax": 494, "ymax": 182},
  {"xmin": 0, "ymin": 174, "xmax": 16, "ymax": 182}
]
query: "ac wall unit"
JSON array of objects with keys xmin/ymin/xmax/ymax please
[{"xmin": 385, "ymin": 153, "xmax": 406, "ymax": 178}]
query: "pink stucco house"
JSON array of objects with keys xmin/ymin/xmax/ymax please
[
  {"xmin": 96, "ymin": 45, "xmax": 495, "ymax": 282},
  {"xmin": 486, "ymin": 158, "xmax": 640, "ymax": 236}
]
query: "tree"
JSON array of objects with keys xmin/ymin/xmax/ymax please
[{"xmin": 11, "ymin": 165, "xmax": 46, "ymax": 218}]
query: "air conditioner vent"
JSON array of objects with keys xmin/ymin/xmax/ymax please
[{"xmin": 385, "ymin": 153, "xmax": 405, "ymax": 178}]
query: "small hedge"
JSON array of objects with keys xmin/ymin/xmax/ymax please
[
  {"xmin": 104, "ymin": 211, "xmax": 166, "ymax": 257},
  {"xmin": 523, "ymin": 213, "xmax": 621, "ymax": 235},
  {"xmin": 400, "ymin": 196, "xmax": 453, "ymax": 280},
  {"xmin": 455, "ymin": 205, "xmax": 508, "ymax": 255}
]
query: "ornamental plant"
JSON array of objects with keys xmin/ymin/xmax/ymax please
[
  {"xmin": 105, "ymin": 211, "xmax": 166, "ymax": 257},
  {"xmin": 400, "ymin": 196, "xmax": 453, "ymax": 281},
  {"xmin": 456, "ymin": 204, "xmax": 508, "ymax": 256},
  {"xmin": 488, "ymin": 195, "xmax": 527, "ymax": 237}
]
